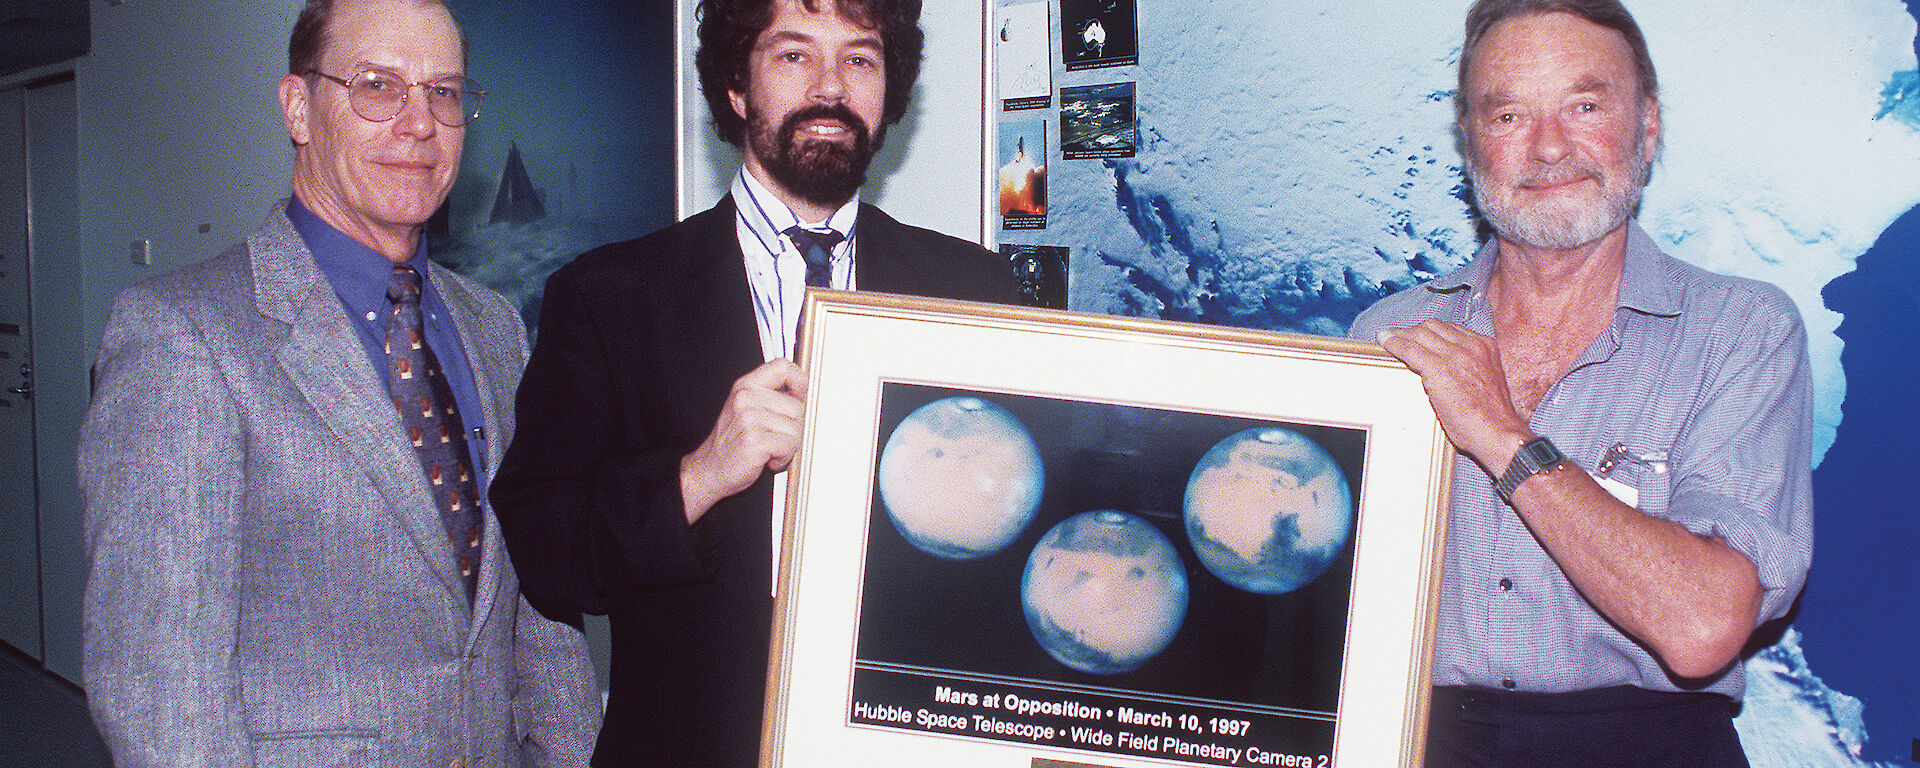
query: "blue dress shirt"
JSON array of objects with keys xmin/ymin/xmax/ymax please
[{"xmin": 286, "ymin": 196, "xmax": 494, "ymax": 493}]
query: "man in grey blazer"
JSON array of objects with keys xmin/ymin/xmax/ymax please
[{"xmin": 76, "ymin": 1, "xmax": 600, "ymax": 766}]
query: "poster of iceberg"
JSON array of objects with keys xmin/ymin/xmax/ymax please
[{"xmin": 995, "ymin": 0, "xmax": 1920, "ymax": 764}]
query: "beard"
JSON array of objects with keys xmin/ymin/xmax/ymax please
[
  {"xmin": 1467, "ymin": 148, "xmax": 1650, "ymax": 251},
  {"xmin": 746, "ymin": 102, "xmax": 884, "ymax": 208}
]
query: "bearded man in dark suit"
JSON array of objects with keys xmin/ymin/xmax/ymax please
[{"xmin": 490, "ymin": 0, "xmax": 1018, "ymax": 765}]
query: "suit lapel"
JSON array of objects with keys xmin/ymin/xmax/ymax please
[
  {"xmin": 851, "ymin": 204, "xmax": 912, "ymax": 294},
  {"xmin": 255, "ymin": 209, "xmax": 474, "ymax": 616},
  {"xmin": 686, "ymin": 197, "xmax": 772, "ymax": 374}
]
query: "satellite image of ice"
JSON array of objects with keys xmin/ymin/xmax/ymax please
[{"xmin": 1000, "ymin": 0, "xmax": 1920, "ymax": 763}]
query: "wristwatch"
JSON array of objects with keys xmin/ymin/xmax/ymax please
[{"xmin": 1495, "ymin": 437, "xmax": 1567, "ymax": 504}]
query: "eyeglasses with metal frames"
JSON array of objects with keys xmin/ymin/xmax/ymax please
[{"xmin": 307, "ymin": 68, "xmax": 486, "ymax": 127}]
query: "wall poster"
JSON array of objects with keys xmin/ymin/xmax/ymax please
[
  {"xmin": 998, "ymin": 1, "xmax": 1055, "ymax": 110},
  {"xmin": 1000, "ymin": 244, "xmax": 1070, "ymax": 308},
  {"xmin": 1060, "ymin": 0, "xmax": 1140, "ymax": 71},
  {"xmin": 1000, "ymin": 120, "xmax": 1050, "ymax": 230},
  {"xmin": 985, "ymin": 2, "xmax": 1920, "ymax": 760},
  {"xmin": 1060, "ymin": 82, "xmax": 1138, "ymax": 160}
]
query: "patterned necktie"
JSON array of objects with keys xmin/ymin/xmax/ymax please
[
  {"xmin": 783, "ymin": 226, "xmax": 844, "ymax": 288},
  {"xmin": 386, "ymin": 266, "xmax": 482, "ymax": 601}
]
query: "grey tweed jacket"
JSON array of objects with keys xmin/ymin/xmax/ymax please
[{"xmin": 77, "ymin": 203, "xmax": 601, "ymax": 768}]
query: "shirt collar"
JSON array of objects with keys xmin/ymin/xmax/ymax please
[
  {"xmin": 288, "ymin": 194, "xmax": 436, "ymax": 314},
  {"xmin": 1428, "ymin": 220, "xmax": 1681, "ymax": 318},
  {"xmin": 733, "ymin": 167, "xmax": 860, "ymax": 252},
  {"xmin": 1615, "ymin": 222, "xmax": 1682, "ymax": 318},
  {"xmin": 1427, "ymin": 240, "xmax": 1495, "ymax": 294}
]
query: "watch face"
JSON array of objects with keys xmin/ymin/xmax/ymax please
[
  {"xmin": 1498, "ymin": 438, "xmax": 1565, "ymax": 503},
  {"xmin": 1521, "ymin": 438, "xmax": 1563, "ymax": 469}
]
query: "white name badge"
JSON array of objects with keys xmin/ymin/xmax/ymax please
[{"xmin": 1591, "ymin": 469, "xmax": 1639, "ymax": 508}]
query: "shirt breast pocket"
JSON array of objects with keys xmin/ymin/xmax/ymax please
[{"xmin": 1593, "ymin": 441, "xmax": 1673, "ymax": 516}]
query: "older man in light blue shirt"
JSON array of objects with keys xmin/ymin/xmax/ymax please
[{"xmin": 1350, "ymin": 0, "xmax": 1812, "ymax": 764}]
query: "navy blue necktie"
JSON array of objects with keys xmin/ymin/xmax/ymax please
[
  {"xmin": 386, "ymin": 266, "xmax": 482, "ymax": 601},
  {"xmin": 783, "ymin": 226, "xmax": 844, "ymax": 288}
]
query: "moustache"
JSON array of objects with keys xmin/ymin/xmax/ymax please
[
  {"xmin": 1514, "ymin": 162, "xmax": 1602, "ymax": 190},
  {"xmin": 779, "ymin": 103, "xmax": 872, "ymax": 145}
]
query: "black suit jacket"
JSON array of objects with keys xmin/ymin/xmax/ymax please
[{"xmin": 493, "ymin": 196, "xmax": 1019, "ymax": 767}]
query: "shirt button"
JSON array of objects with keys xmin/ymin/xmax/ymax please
[
  {"xmin": 1502, "ymin": 679, "xmax": 1516, "ymax": 690},
  {"xmin": 365, "ymin": 311, "xmax": 377, "ymax": 322},
  {"xmin": 1499, "ymin": 578, "xmax": 1513, "ymax": 591}
]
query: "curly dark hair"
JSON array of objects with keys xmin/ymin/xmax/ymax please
[{"xmin": 695, "ymin": 0, "xmax": 924, "ymax": 146}]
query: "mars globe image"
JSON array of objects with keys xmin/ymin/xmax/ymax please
[
  {"xmin": 1183, "ymin": 428, "xmax": 1353, "ymax": 594},
  {"xmin": 1021, "ymin": 510, "xmax": 1189, "ymax": 674},
  {"xmin": 876, "ymin": 397, "xmax": 1044, "ymax": 560}
]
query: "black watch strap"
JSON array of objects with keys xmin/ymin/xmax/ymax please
[{"xmin": 1496, "ymin": 437, "xmax": 1567, "ymax": 504}]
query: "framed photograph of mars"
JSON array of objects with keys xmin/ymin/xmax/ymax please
[{"xmin": 765, "ymin": 291, "xmax": 1452, "ymax": 768}]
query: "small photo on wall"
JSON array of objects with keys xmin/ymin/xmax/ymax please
[
  {"xmin": 1060, "ymin": 0, "xmax": 1138, "ymax": 71},
  {"xmin": 998, "ymin": 120, "xmax": 1049, "ymax": 230},
  {"xmin": 997, "ymin": 1, "xmax": 1053, "ymax": 110},
  {"xmin": 1060, "ymin": 82, "xmax": 1136, "ymax": 159},
  {"xmin": 999, "ymin": 244, "xmax": 1069, "ymax": 308}
]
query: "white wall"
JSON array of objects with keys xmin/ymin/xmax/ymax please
[
  {"xmin": 9, "ymin": 0, "xmax": 307, "ymax": 684},
  {"xmin": 20, "ymin": 76, "xmax": 85, "ymax": 682},
  {"xmin": 78, "ymin": 0, "xmax": 305, "ymax": 348},
  {"xmin": 0, "ymin": 0, "xmax": 305, "ymax": 684},
  {"xmin": 676, "ymin": 0, "xmax": 990, "ymax": 243}
]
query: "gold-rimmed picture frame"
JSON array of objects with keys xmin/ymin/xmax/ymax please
[{"xmin": 766, "ymin": 291, "xmax": 1452, "ymax": 768}]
